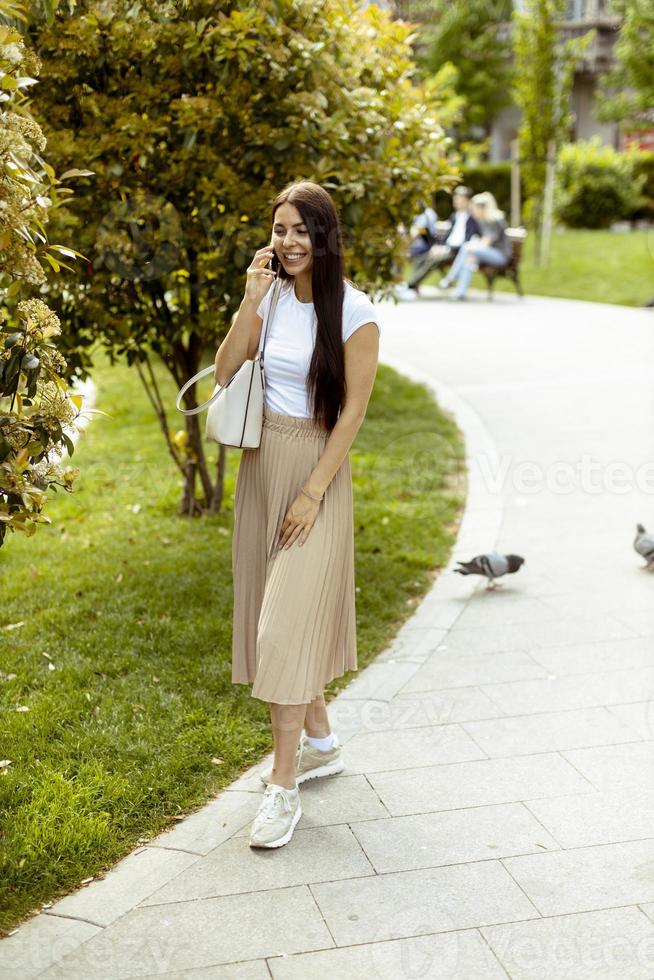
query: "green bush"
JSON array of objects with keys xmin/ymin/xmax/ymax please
[
  {"xmin": 554, "ymin": 138, "xmax": 645, "ymax": 229},
  {"xmin": 631, "ymin": 151, "xmax": 654, "ymax": 220},
  {"xmin": 434, "ymin": 161, "xmax": 517, "ymax": 220}
]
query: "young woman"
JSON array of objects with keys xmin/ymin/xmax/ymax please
[
  {"xmin": 213, "ymin": 180, "xmax": 381, "ymax": 849},
  {"xmin": 439, "ymin": 191, "xmax": 511, "ymax": 300}
]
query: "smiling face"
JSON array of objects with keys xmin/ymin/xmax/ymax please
[{"xmin": 272, "ymin": 202, "xmax": 314, "ymax": 275}]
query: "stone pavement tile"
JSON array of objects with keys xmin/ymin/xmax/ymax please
[
  {"xmin": 401, "ymin": 597, "xmax": 470, "ymax": 632},
  {"xmin": 530, "ymin": 566, "xmax": 639, "ymax": 595},
  {"xmin": 453, "ymin": 597, "xmax": 562, "ymax": 630},
  {"xmin": 527, "ymin": 636, "xmax": 654, "ymax": 677},
  {"xmin": 230, "ymin": 774, "xmax": 387, "ymax": 835},
  {"xmin": 0, "ymin": 914, "xmax": 100, "ymax": 980},
  {"xmin": 147, "ymin": 791, "xmax": 261, "ymax": 856},
  {"xmin": 608, "ymin": 701, "xmax": 654, "ymax": 740},
  {"xmin": 397, "ymin": 650, "xmax": 548, "ymax": 695},
  {"xmin": 461, "ymin": 706, "xmax": 641, "ymax": 757},
  {"xmin": 481, "ymin": 666, "xmax": 654, "ymax": 715},
  {"xmin": 526, "ymin": 788, "xmax": 654, "ymax": 848},
  {"xmin": 328, "ymin": 687, "xmax": 505, "ymax": 737},
  {"xmin": 267, "ymin": 928, "xmax": 509, "ymax": 979},
  {"xmin": 350, "ymin": 802, "xmax": 559, "ymax": 873},
  {"xmin": 335, "ymin": 660, "xmax": 424, "ymax": 702},
  {"xmin": 613, "ymin": 608, "xmax": 654, "ymax": 637},
  {"xmin": 642, "ymin": 903, "xmax": 654, "ymax": 924},
  {"xmin": 44, "ymin": 846, "xmax": 200, "ymax": 927},
  {"xmin": 342, "ymin": 723, "xmax": 486, "ymax": 774},
  {"xmin": 561, "ymin": 741, "xmax": 654, "ymax": 792},
  {"xmin": 141, "ymin": 963, "xmax": 270, "ymax": 980},
  {"xmin": 439, "ymin": 616, "xmax": 637, "ymax": 656},
  {"xmin": 538, "ymin": 589, "xmax": 654, "ymax": 624},
  {"xmin": 38, "ymin": 886, "xmax": 334, "ymax": 978},
  {"xmin": 482, "ymin": 906, "xmax": 654, "ymax": 980},
  {"xmin": 503, "ymin": 838, "xmax": 654, "ymax": 916},
  {"xmin": 309, "ymin": 861, "xmax": 539, "ymax": 946},
  {"xmin": 140, "ymin": 824, "xmax": 373, "ymax": 905},
  {"xmin": 222, "ymin": 763, "xmax": 275, "ymax": 794},
  {"xmin": 367, "ymin": 753, "xmax": 593, "ymax": 817},
  {"xmin": 374, "ymin": 627, "xmax": 449, "ymax": 663}
]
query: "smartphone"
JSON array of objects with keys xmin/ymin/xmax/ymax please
[{"xmin": 269, "ymin": 240, "xmax": 279, "ymax": 275}]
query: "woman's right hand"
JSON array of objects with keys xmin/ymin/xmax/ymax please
[{"xmin": 244, "ymin": 244, "xmax": 277, "ymax": 307}]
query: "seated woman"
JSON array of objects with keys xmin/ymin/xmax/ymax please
[{"xmin": 439, "ymin": 192, "xmax": 511, "ymax": 300}]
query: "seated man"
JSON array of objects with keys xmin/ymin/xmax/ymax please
[
  {"xmin": 439, "ymin": 191, "xmax": 511, "ymax": 300},
  {"xmin": 396, "ymin": 186, "xmax": 480, "ymax": 299}
]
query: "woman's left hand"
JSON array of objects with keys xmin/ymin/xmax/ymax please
[{"xmin": 277, "ymin": 490, "xmax": 321, "ymax": 550}]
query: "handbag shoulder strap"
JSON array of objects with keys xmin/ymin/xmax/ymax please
[
  {"xmin": 175, "ymin": 277, "xmax": 282, "ymax": 417},
  {"xmin": 259, "ymin": 275, "xmax": 283, "ymax": 363}
]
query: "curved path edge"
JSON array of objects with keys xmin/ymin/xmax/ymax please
[{"xmin": 0, "ymin": 362, "xmax": 503, "ymax": 974}]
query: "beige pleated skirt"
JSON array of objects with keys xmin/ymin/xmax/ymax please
[{"xmin": 231, "ymin": 406, "xmax": 358, "ymax": 705}]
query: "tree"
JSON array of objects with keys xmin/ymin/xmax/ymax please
[
  {"xmin": 414, "ymin": 0, "xmax": 515, "ymax": 143},
  {"xmin": 0, "ymin": 0, "xmax": 90, "ymax": 549},
  {"xmin": 512, "ymin": 0, "xmax": 592, "ymax": 261},
  {"xmin": 597, "ymin": 0, "xmax": 654, "ymax": 129},
  {"xmin": 28, "ymin": 0, "xmax": 458, "ymax": 516}
]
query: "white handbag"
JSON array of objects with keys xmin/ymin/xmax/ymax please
[{"xmin": 175, "ymin": 278, "xmax": 282, "ymax": 448}]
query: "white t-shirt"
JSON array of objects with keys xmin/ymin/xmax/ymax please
[
  {"xmin": 446, "ymin": 210, "xmax": 468, "ymax": 248},
  {"xmin": 256, "ymin": 278, "xmax": 381, "ymax": 418}
]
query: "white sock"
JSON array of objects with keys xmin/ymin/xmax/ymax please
[{"xmin": 306, "ymin": 731, "xmax": 336, "ymax": 751}]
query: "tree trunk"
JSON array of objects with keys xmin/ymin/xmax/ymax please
[
  {"xmin": 130, "ymin": 266, "xmax": 227, "ymax": 517},
  {"xmin": 209, "ymin": 443, "xmax": 227, "ymax": 512}
]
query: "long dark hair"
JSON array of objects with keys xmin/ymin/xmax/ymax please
[{"xmin": 270, "ymin": 180, "xmax": 351, "ymax": 431}]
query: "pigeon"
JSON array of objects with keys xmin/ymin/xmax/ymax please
[
  {"xmin": 633, "ymin": 523, "xmax": 654, "ymax": 569},
  {"xmin": 454, "ymin": 551, "xmax": 525, "ymax": 590}
]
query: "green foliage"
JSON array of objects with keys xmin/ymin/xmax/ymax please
[
  {"xmin": 632, "ymin": 151, "xmax": 654, "ymax": 220},
  {"xmin": 0, "ymin": 0, "xmax": 89, "ymax": 547},
  {"xmin": 512, "ymin": 0, "xmax": 593, "ymax": 230},
  {"xmin": 554, "ymin": 138, "xmax": 646, "ymax": 228},
  {"xmin": 27, "ymin": 0, "xmax": 457, "ymax": 513},
  {"xmin": 0, "ymin": 301, "xmax": 82, "ymax": 544},
  {"xmin": 597, "ymin": 0, "xmax": 654, "ymax": 126},
  {"xmin": 415, "ymin": 0, "xmax": 514, "ymax": 140},
  {"xmin": 444, "ymin": 153, "xmax": 654, "ymax": 229},
  {"xmin": 435, "ymin": 161, "xmax": 519, "ymax": 219}
]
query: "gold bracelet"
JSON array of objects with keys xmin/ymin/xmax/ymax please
[{"xmin": 300, "ymin": 486, "xmax": 324, "ymax": 502}]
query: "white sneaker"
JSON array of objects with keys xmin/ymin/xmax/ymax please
[
  {"xmin": 437, "ymin": 277, "xmax": 451, "ymax": 290},
  {"xmin": 249, "ymin": 783, "xmax": 302, "ymax": 848},
  {"xmin": 260, "ymin": 732, "xmax": 344, "ymax": 787}
]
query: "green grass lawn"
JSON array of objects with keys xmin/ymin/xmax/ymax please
[
  {"xmin": 0, "ymin": 350, "xmax": 466, "ymax": 934},
  {"xmin": 405, "ymin": 229, "xmax": 654, "ymax": 307}
]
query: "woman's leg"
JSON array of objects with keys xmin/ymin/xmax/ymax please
[
  {"xmin": 469, "ymin": 244, "xmax": 507, "ymax": 267},
  {"xmin": 452, "ymin": 243, "xmax": 506, "ymax": 298},
  {"xmin": 268, "ymin": 702, "xmax": 307, "ymax": 789},
  {"xmin": 303, "ymin": 693, "xmax": 331, "ymax": 738},
  {"xmin": 442, "ymin": 242, "xmax": 467, "ymax": 284},
  {"xmin": 452, "ymin": 253, "xmax": 476, "ymax": 297}
]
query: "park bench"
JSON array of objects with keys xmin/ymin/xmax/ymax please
[{"xmin": 478, "ymin": 226, "xmax": 527, "ymax": 299}]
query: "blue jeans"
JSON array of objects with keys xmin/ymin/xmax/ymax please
[{"xmin": 446, "ymin": 242, "xmax": 507, "ymax": 297}]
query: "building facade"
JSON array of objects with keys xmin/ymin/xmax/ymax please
[
  {"xmin": 492, "ymin": 0, "xmax": 622, "ymax": 160},
  {"xmin": 372, "ymin": 0, "xmax": 624, "ymax": 161}
]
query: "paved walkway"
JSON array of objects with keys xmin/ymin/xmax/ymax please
[{"xmin": 3, "ymin": 290, "xmax": 654, "ymax": 979}]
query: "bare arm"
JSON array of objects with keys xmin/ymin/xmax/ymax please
[
  {"xmin": 276, "ymin": 320, "xmax": 380, "ymax": 550},
  {"xmin": 213, "ymin": 243, "xmax": 276, "ymax": 385},
  {"xmin": 303, "ymin": 322, "xmax": 380, "ymax": 498},
  {"xmin": 213, "ymin": 297, "xmax": 263, "ymax": 386}
]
